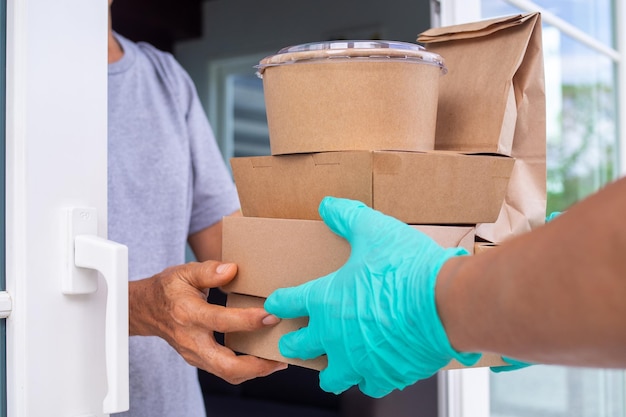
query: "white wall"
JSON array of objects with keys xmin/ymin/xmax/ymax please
[{"xmin": 174, "ymin": 0, "xmax": 433, "ymax": 110}]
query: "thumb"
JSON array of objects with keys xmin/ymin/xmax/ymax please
[
  {"xmin": 265, "ymin": 279, "xmax": 318, "ymax": 319},
  {"xmin": 319, "ymin": 197, "xmax": 406, "ymax": 249},
  {"xmin": 175, "ymin": 261, "xmax": 238, "ymax": 290},
  {"xmin": 318, "ymin": 197, "xmax": 375, "ymax": 243}
]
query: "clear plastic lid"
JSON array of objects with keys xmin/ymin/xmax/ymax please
[{"xmin": 255, "ymin": 40, "xmax": 446, "ymax": 78}]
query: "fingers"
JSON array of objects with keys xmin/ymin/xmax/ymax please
[
  {"xmin": 358, "ymin": 380, "xmax": 394, "ymax": 399},
  {"xmin": 319, "ymin": 362, "xmax": 362, "ymax": 396},
  {"xmin": 318, "ymin": 197, "xmax": 402, "ymax": 244},
  {"xmin": 198, "ymin": 342, "xmax": 288, "ymax": 385},
  {"xmin": 319, "ymin": 362, "xmax": 394, "ymax": 398},
  {"xmin": 318, "ymin": 197, "xmax": 370, "ymax": 241},
  {"xmin": 148, "ymin": 261, "xmax": 291, "ymax": 385},
  {"xmin": 170, "ymin": 261, "xmax": 285, "ymax": 332},
  {"xmin": 194, "ymin": 303, "xmax": 281, "ymax": 334},
  {"xmin": 279, "ymin": 327, "xmax": 325, "ymax": 360},
  {"xmin": 264, "ymin": 281, "xmax": 316, "ymax": 319},
  {"xmin": 173, "ymin": 261, "xmax": 239, "ymax": 291}
]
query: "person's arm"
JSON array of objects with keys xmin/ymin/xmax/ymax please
[
  {"xmin": 187, "ymin": 210, "xmax": 241, "ymax": 262},
  {"xmin": 130, "ymin": 212, "xmax": 282, "ymax": 384},
  {"xmin": 437, "ymin": 176, "xmax": 626, "ymax": 368},
  {"xmin": 264, "ymin": 178, "xmax": 626, "ymax": 398},
  {"xmin": 128, "ymin": 260, "xmax": 286, "ymax": 384}
]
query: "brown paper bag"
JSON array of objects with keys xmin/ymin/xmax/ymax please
[{"xmin": 417, "ymin": 13, "xmax": 547, "ymax": 243}]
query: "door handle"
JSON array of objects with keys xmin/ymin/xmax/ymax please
[
  {"xmin": 64, "ymin": 208, "xmax": 129, "ymax": 414},
  {"xmin": 75, "ymin": 234, "xmax": 129, "ymax": 414}
]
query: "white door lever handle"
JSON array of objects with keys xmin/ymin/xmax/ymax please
[
  {"xmin": 75, "ymin": 234, "xmax": 129, "ymax": 414},
  {"xmin": 63, "ymin": 207, "xmax": 129, "ymax": 414}
]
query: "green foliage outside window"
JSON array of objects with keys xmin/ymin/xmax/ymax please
[{"xmin": 546, "ymin": 81, "xmax": 616, "ymax": 214}]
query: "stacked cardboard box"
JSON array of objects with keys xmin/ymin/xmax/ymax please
[
  {"xmin": 223, "ymin": 96, "xmax": 510, "ymax": 368},
  {"xmin": 222, "ymin": 154, "xmax": 513, "ymax": 371},
  {"xmin": 221, "ymin": 13, "xmax": 545, "ymax": 373}
]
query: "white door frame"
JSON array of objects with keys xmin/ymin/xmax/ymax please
[{"xmin": 5, "ymin": 1, "xmax": 128, "ymax": 415}]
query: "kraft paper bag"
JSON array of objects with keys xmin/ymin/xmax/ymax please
[{"xmin": 418, "ymin": 13, "xmax": 547, "ymax": 243}]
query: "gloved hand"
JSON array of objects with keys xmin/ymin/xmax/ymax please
[{"xmin": 264, "ymin": 197, "xmax": 481, "ymax": 398}]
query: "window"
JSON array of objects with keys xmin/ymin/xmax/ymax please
[
  {"xmin": 482, "ymin": 0, "xmax": 620, "ymax": 212},
  {"xmin": 440, "ymin": 1, "xmax": 626, "ymax": 416},
  {"xmin": 207, "ymin": 53, "xmax": 271, "ymax": 162}
]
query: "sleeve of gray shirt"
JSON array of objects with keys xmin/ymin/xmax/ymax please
[{"xmin": 148, "ymin": 45, "xmax": 241, "ymax": 235}]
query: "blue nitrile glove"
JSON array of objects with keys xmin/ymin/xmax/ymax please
[
  {"xmin": 545, "ymin": 211, "xmax": 562, "ymax": 222},
  {"xmin": 490, "ymin": 211, "xmax": 562, "ymax": 374},
  {"xmin": 491, "ymin": 357, "xmax": 534, "ymax": 373},
  {"xmin": 264, "ymin": 197, "xmax": 482, "ymax": 398}
]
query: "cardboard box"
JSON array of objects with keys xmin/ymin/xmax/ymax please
[
  {"xmin": 221, "ymin": 216, "xmax": 475, "ymax": 298},
  {"xmin": 225, "ymin": 293, "xmax": 508, "ymax": 371},
  {"xmin": 231, "ymin": 151, "xmax": 514, "ymax": 224}
]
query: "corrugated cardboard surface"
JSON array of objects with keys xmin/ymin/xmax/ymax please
[
  {"xmin": 221, "ymin": 216, "xmax": 475, "ymax": 298},
  {"xmin": 225, "ymin": 293, "xmax": 507, "ymax": 371},
  {"xmin": 231, "ymin": 151, "xmax": 514, "ymax": 224}
]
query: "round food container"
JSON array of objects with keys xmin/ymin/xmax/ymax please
[{"xmin": 256, "ymin": 40, "xmax": 446, "ymax": 155}]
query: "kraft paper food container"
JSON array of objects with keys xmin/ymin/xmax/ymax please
[
  {"xmin": 231, "ymin": 150, "xmax": 514, "ymax": 224},
  {"xmin": 220, "ymin": 216, "xmax": 475, "ymax": 298},
  {"xmin": 256, "ymin": 40, "xmax": 446, "ymax": 155},
  {"xmin": 225, "ymin": 292, "xmax": 509, "ymax": 371},
  {"xmin": 418, "ymin": 13, "xmax": 547, "ymax": 245}
]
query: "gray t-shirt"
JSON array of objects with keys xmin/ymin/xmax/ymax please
[{"xmin": 108, "ymin": 34, "xmax": 240, "ymax": 417}]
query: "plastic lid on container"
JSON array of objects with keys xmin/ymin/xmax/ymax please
[{"xmin": 255, "ymin": 40, "xmax": 446, "ymax": 78}]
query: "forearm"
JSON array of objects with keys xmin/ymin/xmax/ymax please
[
  {"xmin": 129, "ymin": 277, "xmax": 170, "ymax": 337},
  {"xmin": 437, "ymin": 176, "xmax": 626, "ymax": 367}
]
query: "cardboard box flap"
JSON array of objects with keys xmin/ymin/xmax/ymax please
[
  {"xmin": 231, "ymin": 153, "xmax": 374, "ymax": 221},
  {"xmin": 417, "ymin": 13, "xmax": 535, "ymax": 42},
  {"xmin": 248, "ymin": 158, "xmax": 273, "ymax": 168},
  {"xmin": 247, "ymin": 151, "xmax": 372, "ymax": 168},
  {"xmin": 232, "ymin": 151, "xmax": 514, "ymax": 224}
]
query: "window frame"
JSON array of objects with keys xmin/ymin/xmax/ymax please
[{"xmin": 435, "ymin": 1, "xmax": 625, "ymax": 416}]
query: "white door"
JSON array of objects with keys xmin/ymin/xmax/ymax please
[{"xmin": 3, "ymin": 1, "xmax": 129, "ymax": 416}]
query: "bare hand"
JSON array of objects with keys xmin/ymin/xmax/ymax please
[{"xmin": 129, "ymin": 261, "xmax": 287, "ymax": 384}]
